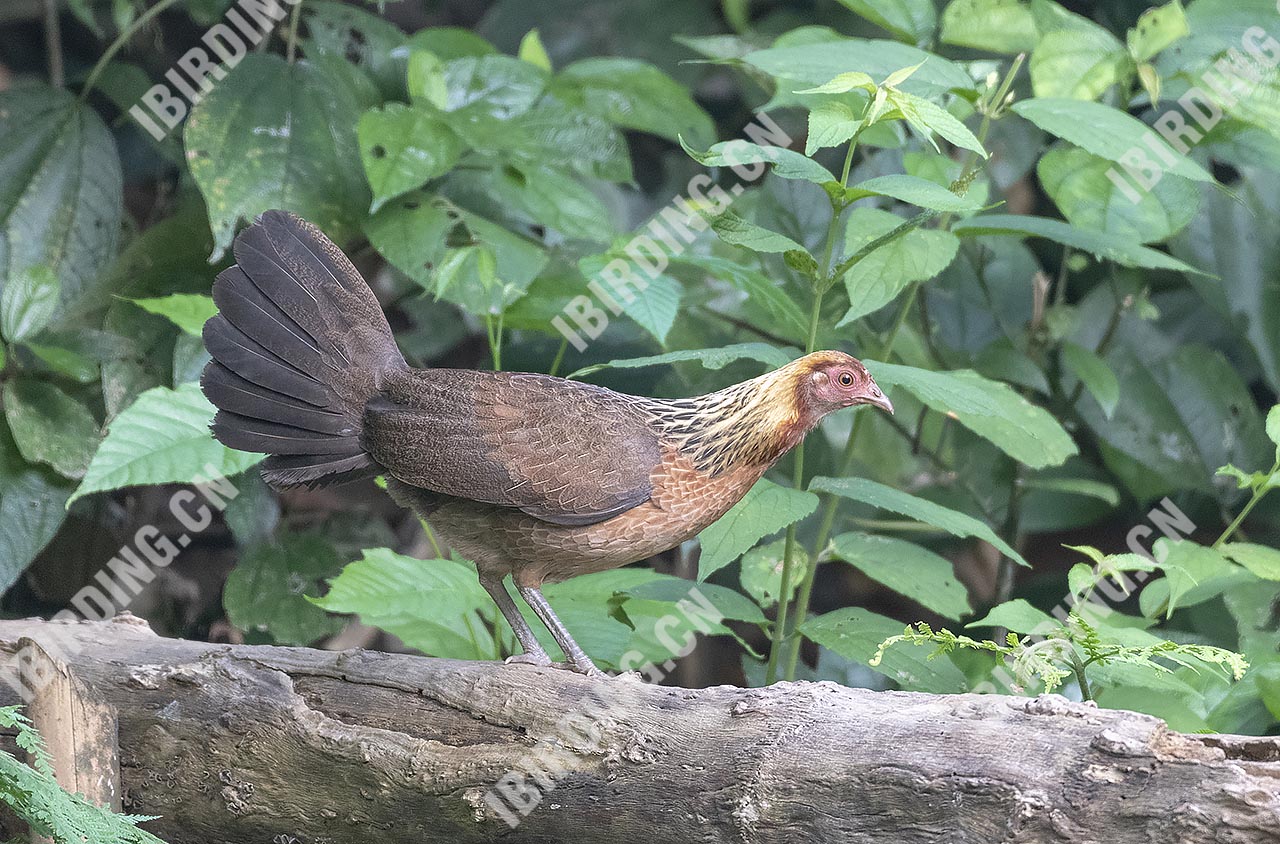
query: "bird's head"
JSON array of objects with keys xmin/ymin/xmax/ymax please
[{"xmin": 791, "ymin": 351, "xmax": 894, "ymax": 418}]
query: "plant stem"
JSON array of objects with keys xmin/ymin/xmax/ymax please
[
  {"xmin": 1213, "ymin": 464, "xmax": 1278, "ymax": 548},
  {"xmin": 1067, "ymin": 647, "xmax": 1093, "ymax": 702},
  {"xmin": 43, "ymin": 0, "xmax": 63, "ymax": 89},
  {"xmin": 547, "ymin": 337, "xmax": 569, "ymax": 378},
  {"xmin": 286, "ymin": 0, "xmax": 305, "ymax": 64},
  {"xmin": 79, "ymin": 0, "xmax": 185, "ymax": 102}
]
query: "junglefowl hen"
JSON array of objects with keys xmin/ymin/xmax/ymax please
[{"xmin": 202, "ymin": 211, "xmax": 893, "ymax": 676}]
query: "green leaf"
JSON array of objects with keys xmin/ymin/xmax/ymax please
[
  {"xmin": 1127, "ymin": 0, "xmax": 1189, "ymax": 63},
  {"xmin": 1029, "ymin": 15, "xmax": 1130, "ymax": 100},
  {"xmin": 740, "ymin": 538, "xmax": 802, "ymax": 610},
  {"xmin": 710, "ymin": 211, "xmax": 808, "ymax": 254},
  {"xmin": 407, "ymin": 27, "xmax": 497, "ymax": 61},
  {"xmin": 1022, "ymin": 476, "xmax": 1120, "ymax": 506},
  {"xmin": 1268, "ymin": 406, "xmax": 1280, "ymax": 450},
  {"xmin": 1, "ymin": 265, "xmax": 59, "ymax": 343},
  {"xmin": 1222, "ymin": 543, "xmax": 1280, "ymax": 581},
  {"xmin": 795, "ymin": 71, "xmax": 877, "ymax": 96},
  {"xmin": 830, "ymin": 532, "xmax": 971, "ymax": 620},
  {"xmin": 805, "ymin": 101, "xmax": 864, "ymax": 156},
  {"xmin": 224, "ymin": 533, "xmax": 347, "ymax": 645},
  {"xmin": 406, "ymin": 50, "xmax": 448, "ymax": 109},
  {"xmin": 0, "ymin": 425, "xmax": 71, "ymax": 592},
  {"xmin": 810, "ymin": 476, "xmax": 1028, "ymax": 566},
  {"xmin": 1155, "ymin": 539, "xmax": 1232, "ymax": 619},
  {"xmin": 185, "ymin": 53, "xmax": 369, "ymax": 260},
  {"xmin": 568, "ymin": 343, "xmax": 792, "ymax": 380},
  {"xmin": 557, "ymin": 58, "xmax": 715, "ymax": 147},
  {"xmin": 952, "ymin": 214, "xmax": 1209, "ymax": 274},
  {"xmin": 3, "ymin": 380, "xmax": 98, "ymax": 479},
  {"xmin": 357, "ymin": 104, "xmax": 463, "ymax": 213},
  {"xmin": 0, "ymin": 86, "xmax": 122, "ymax": 311},
  {"xmin": 496, "ymin": 164, "xmax": 615, "ymax": 243},
  {"xmin": 303, "ymin": 0, "xmax": 409, "ymax": 97},
  {"xmin": 1060, "ymin": 341, "xmax": 1119, "ymax": 418},
  {"xmin": 126, "ymin": 294, "xmax": 218, "ymax": 337},
  {"xmin": 697, "ymin": 478, "xmax": 819, "ymax": 580},
  {"xmin": 364, "ymin": 192, "xmax": 454, "ymax": 286},
  {"xmin": 743, "ymin": 38, "xmax": 973, "ymax": 92},
  {"xmin": 671, "ymin": 254, "xmax": 810, "ymax": 338},
  {"xmin": 966, "ymin": 598, "xmax": 1058, "ymax": 634},
  {"xmin": 835, "ymin": 0, "xmax": 936, "ymax": 44},
  {"xmin": 838, "ymin": 207, "xmax": 960, "ymax": 325},
  {"xmin": 801, "ymin": 607, "xmax": 969, "ymax": 692},
  {"xmin": 623, "ymin": 577, "xmax": 767, "ymax": 625},
  {"xmin": 679, "ymin": 138, "xmax": 837, "ymax": 186},
  {"xmin": 68, "ymin": 383, "xmax": 264, "ymax": 506},
  {"xmin": 847, "ymin": 174, "xmax": 984, "ymax": 212},
  {"xmin": 886, "ymin": 90, "xmax": 987, "ymax": 157},
  {"xmin": 866, "ymin": 360, "xmax": 1077, "ymax": 469},
  {"xmin": 940, "ymin": 0, "xmax": 1038, "ymax": 54},
  {"xmin": 577, "ymin": 254, "xmax": 680, "ymax": 343},
  {"xmin": 1011, "ymin": 98, "xmax": 1214, "ymax": 184},
  {"xmin": 312, "ymin": 548, "xmax": 494, "ymax": 660},
  {"xmin": 517, "ymin": 28, "xmax": 553, "ymax": 71},
  {"xmin": 1037, "ymin": 146, "xmax": 1198, "ymax": 244}
]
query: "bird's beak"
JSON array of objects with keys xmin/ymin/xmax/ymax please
[{"xmin": 862, "ymin": 385, "xmax": 893, "ymax": 415}]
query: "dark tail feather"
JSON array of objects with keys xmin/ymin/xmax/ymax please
[{"xmin": 201, "ymin": 210, "xmax": 406, "ymax": 488}]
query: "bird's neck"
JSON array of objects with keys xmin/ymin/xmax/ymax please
[{"xmin": 645, "ymin": 368, "xmax": 819, "ymax": 475}]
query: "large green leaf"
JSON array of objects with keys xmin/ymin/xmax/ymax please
[
  {"xmin": 2, "ymin": 380, "xmax": 98, "ymax": 479},
  {"xmin": 556, "ymin": 58, "xmax": 714, "ymax": 146},
  {"xmin": 966, "ymin": 598, "xmax": 1057, "ymax": 634},
  {"xmin": 810, "ymin": 476, "xmax": 1027, "ymax": 566},
  {"xmin": 940, "ymin": 0, "xmax": 1038, "ymax": 54},
  {"xmin": 680, "ymin": 138, "xmax": 837, "ymax": 186},
  {"xmin": 224, "ymin": 533, "xmax": 347, "ymax": 645},
  {"xmin": 710, "ymin": 212, "xmax": 807, "ymax": 254},
  {"xmin": 126, "ymin": 294, "xmax": 218, "ymax": 337},
  {"xmin": 1011, "ymin": 98, "xmax": 1214, "ymax": 184},
  {"xmin": 739, "ymin": 538, "xmax": 802, "ymax": 610},
  {"xmin": 364, "ymin": 192, "xmax": 454, "ymax": 287},
  {"xmin": 1222, "ymin": 543, "xmax": 1280, "ymax": 582},
  {"xmin": 185, "ymin": 54, "xmax": 369, "ymax": 260},
  {"xmin": 800, "ymin": 607, "xmax": 969, "ymax": 692},
  {"xmin": 312, "ymin": 548, "xmax": 494, "ymax": 660},
  {"xmin": 838, "ymin": 207, "xmax": 960, "ymax": 325},
  {"xmin": 0, "ymin": 265, "xmax": 59, "ymax": 343},
  {"xmin": 830, "ymin": 531, "xmax": 971, "ymax": 620},
  {"xmin": 952, "ymin": 214, "xmax": 1208, "ymax": 274},
  {"xmin": 866, "ymin": 361, "xmax": 1077, "ymax": 469},
  {"xmin": 743, "ymin": 38, "xmax": 972, "ymax": 92},
  {"xmin": 1038, "ymin": 146, "xmax": 1198, "ymax": 244},
  {"xmin": 836, "ymin": 0, "xmax": 936, "ymax": 45},
  {"xmin": 357, "ymin": 104, "xmax": 463, "ymax": 213},
  {"xmin": 1029, "ymin": 7, "xmax": 1130, "ymax": 100},
  {"xmin": 1060, "ymin": 341, "xmax": 1119, "ymax": 419},
  {"xmin": 577, "ymin": 254, "xmax": 680, "ymax": 343},
  {"xmin": 302, "ymin": 0, "xmax": 409, "ymax": 97},
  {"xmin": 847, "ymin": 174, "xmax": 984, "ymax": 213},
  {"xmin": 0, "ymin": 426, "xmax": 71, "ymax": 592},
  {"xmin": 0, "ymin": 85, "xmax": 121, "ymax": 309},
  {"xmin": 68, "ymin": 383, "xmax": 264, "ymax": 506},
  {"xmin": 671, "ymin": 254, "xmax": 809, "ymax": 339},
  {"xmin": 697, "ymin": 478, "xmax": 819, "ymax": 580}
]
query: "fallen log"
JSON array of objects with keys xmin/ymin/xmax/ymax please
[{"xmin": 0, "ymin": 615, "xmax": 1276, "ymax": 843}]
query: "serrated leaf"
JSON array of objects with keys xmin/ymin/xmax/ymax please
[
  {"xmin": 710, "ymin": 211, "xmax": 809, "ymax": 254},
  {"xmin": 805, "ymin": 101, "xmax": 863, "ymax": 155},
  {"xmin": 838, "ymin": 207, "xmax": 960, "ymax": 325},
  {"xmin": 952, "ymin": 214, "xmax": 1209, "ymax": 274},
  {"xmin": 1222, "ymin": 543, "xmax": 1280, "ymax": 581},
  {"xmin": 886, "ymin": 89, "xmax": 987, "ymax": 157},
  {"xmin": 740, "ymin": 538, "xmax": 802, "ymax": 610},
  {"xmin": 1061, "ymin": 341, "xmax": 1120, "ymax": 418},
  {"xmin": 357, "ymin": 103, "xmax": 463, "ymax": 213},
  {"xmin": 577, "ymin": 254, "xmax": 679, "ymax": 343},
  {"xmin": 185, "ymin": 53, "xmax": 369, "ymax": 260},
  {"xmin": 801, "ymin": 607, "xmax": 969, "ymax": 692},
  {"xmin": 697, "ymin": 478, "xmax": 819, "ymax": 580},
  {"xmin": 3, "ymin": 380, "xmax": 98, "ymax": 479},
  {"xmin": 831, "ymin": 532, "xmax": 971, "ymax": 620},
  {"xmin": 795, "ymin": 71, "xmax": 877, "ymax": 95},
  {"xmin": 847, "ymin": 174, "xmax": 984, "ymax": 212},
  {"xmin": 1030, "ymin": 20, "xmax": 1131, "ymax": 100},
  {"xmin": 1, "ymin": 265, "xmax": 59, "ymax": 343},
  {"xmin": 1154, "ymin": 538, "xmax": 1232, "ymax": 619},
  {"xmin": 224, "ymin": 533, "xmax": 347, "ymax": 645},
  {"xmin": 679, "ymin": 137, "xmax": 837, "ymax": 186},
  {"xmin": 68, "ymin": 383, "xmax": 264, "ymax": 505},
  {"xmin": 866, "ymin": 360, "xmax": 1077, "ymax": 469},
  {"xmin": 1012, "ymin": 98, "xmax": 1214, "ymax": 184},
  {"xmin": 312, "ymin": 548, "xmax": 494, "ymax": 659},
  {"xmin": 671, "ymin": 254, "xmax": 810, "ymax": 338},
  {"xmin": 810, "ymin": 475, "xmax": 1028, "ymax": 566},
  {"xmin": 966, "ymin": 598, "xmax": 1058, "ymax": 634},
  {"xmin": 127, "ymin": 293, "xmax": 218, "ymax": 337}
]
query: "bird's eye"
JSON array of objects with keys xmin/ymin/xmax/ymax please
[{"xmin": 838, "ymin": 371, "xmax": 854, "ymax": 387}]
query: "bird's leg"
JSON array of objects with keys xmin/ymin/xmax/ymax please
[
  {"xmin": 479, "ymin": 575, "xmax": 553, "ymax": 668},
  {"xmin": 516, "ymin": 585, "xmax": 605, "ymax": 677}
]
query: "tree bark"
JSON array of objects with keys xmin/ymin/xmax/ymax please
[{"xmin": 0, "ymin": 615, "xmax": 1276, "ymax": 844}]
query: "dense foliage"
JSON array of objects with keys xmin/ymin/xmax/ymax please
[{"xmin": 2, "ymin": 0, "xmax": 1279, "ymax": 742}]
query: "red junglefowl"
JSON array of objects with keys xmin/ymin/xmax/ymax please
[{"xmin": 202, "ymin": 211, "xmax": 894, "ymax": 676}]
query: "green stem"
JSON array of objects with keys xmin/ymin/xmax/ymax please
[
  {"xmin": 1213, "ymin": 465, "xmax": 1278, "ymax": 548},
  {"xmin": 286, "ymin": 0, "xmax": 304, "ymax": 64},
  {"xmin": 79, "ymin": 0, "xmax": 185, "ymax": 102},
  {"xmin": 1067, "ymin": 647, "xmax": 1093, "ymax": 702},
  {"xmin": 547, "ymin": 337, "xmax": 569, "ymax": 378},
  {"xmin": 43, "ymin": 0, "xmax": 63, "ymax": 89}
]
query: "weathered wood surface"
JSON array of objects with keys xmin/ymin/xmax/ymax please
[{"xmin": 0, "ymin": 615, "xmax": 1276, "ymax": 844}]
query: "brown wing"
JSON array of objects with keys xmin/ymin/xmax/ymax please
[{"xmin": 362, "ymin": 369, "xmax": 663, "ymax": 526}]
